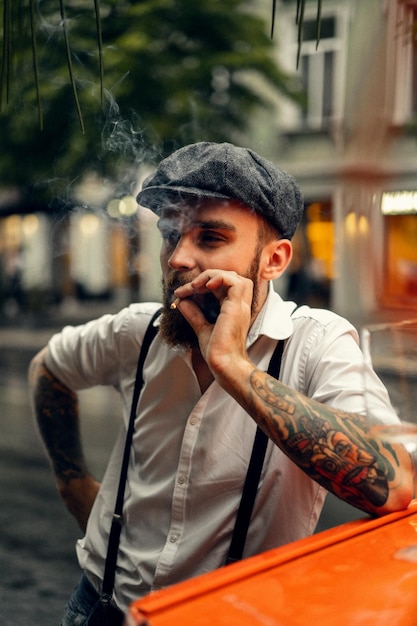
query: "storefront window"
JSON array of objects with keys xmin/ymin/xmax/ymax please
[{"xmin": 384, "ymin": 213, "xmax": 417, "ymax": 306}]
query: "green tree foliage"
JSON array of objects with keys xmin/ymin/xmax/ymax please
[{"xmin": 0, "ymin": 0, "xmax": 302, "ymax": 202}]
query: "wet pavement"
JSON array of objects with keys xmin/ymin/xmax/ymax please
[{"xmin": 0, "ymin": 323, "xmax": 363, "ymax": 625}]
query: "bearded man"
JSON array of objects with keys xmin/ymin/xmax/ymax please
[{"xmin": 29, "ymin": 142, "xmax": 412, "ymax": 625}]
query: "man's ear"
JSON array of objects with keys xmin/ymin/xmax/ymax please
[{"xmin": 260, "ymin": 239, "xmax": 293, "ymax": 281}]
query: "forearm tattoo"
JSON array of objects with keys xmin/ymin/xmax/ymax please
[
  {"xmin": 250, "ymin": 370, "xmax": 398, "ymax": 510},
  {"xmin": 32, "ymin": 364, "xmax": 87, "ymax": 484}
]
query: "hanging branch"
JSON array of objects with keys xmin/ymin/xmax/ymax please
[
  {"xmin": 59, "ymin": 0, "xmax": 85, "ymax": 132},
  {"xmin": 295, "ymin": 0, "xmax": 306, "ymax": 69},
  {"xmin": 1, "ymin": 1, "xmax": 322, "ymax": 129},
  {"xmin": 0, "ymin": 0, "xmax": 11, "ymax": 110},
  {"xmin": 270, "ymin": 0, "xmax": 321, "ymax": 67},
  {"xmin": 315, "ymin": 0, "xmax": 322, "ymax": 49},
  {"xmin": 93, "ymin": 0, "xmax": 104, "ymax": 108},
  {"xmin": 29, "ymin": 0, "xmax": 43, "ymax": 130},
  {"xmin": 287, "ymin": 0, "xmax": 322, "ymax": 67},
  {"xmin": 0, "ymin": 0, "xmax": 103, "ymax": 130},
  {"xmin": 271, "ymin": 0, "xmax": 276, "ymax": 39}
]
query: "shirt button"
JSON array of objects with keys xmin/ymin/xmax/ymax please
[
  {"xmin": 170, "ymin": 534, "xmax": 178, "ymax": 543},
  {"xmin": 178, "ymin": 475, "xmax": 186, "ymax": 485},
  {"xmin": 190, "ymin": 417, "xmax": 197, "ymax": 425}
]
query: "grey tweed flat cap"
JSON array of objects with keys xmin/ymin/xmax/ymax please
[{"xmin": 137, "ymin": 142, "xmax": 304, "ymax": 239}]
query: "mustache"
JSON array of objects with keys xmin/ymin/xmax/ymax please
[{"xmin": 164, "ymin": 273, "xmax": 194, "ymax": 299}]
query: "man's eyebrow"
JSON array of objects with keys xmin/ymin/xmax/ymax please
[
  {"xmin": 157, "ymin": 217, "xmax": 237, "ymax": 232},
  {"xmin": 195, "ymin": 220, "xmax": 236, "ymax": 232}
]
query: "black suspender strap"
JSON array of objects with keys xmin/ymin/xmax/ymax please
[
  {"xmin": 102, "ymin": 305, "xmax": 295, "ymax": 594},
  {"xmin": 102, "ymin": 308, "xmax": 161, "ymax": 597},
  {"xmin": 225, "ymin": 338, "xmax": 285, "ymax": 565}
]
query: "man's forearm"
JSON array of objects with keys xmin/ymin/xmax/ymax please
[
  {"xmin": 219, "ymin": 361, "xmax": 413, "ymax": 516},
  {"xmin": 29, "ymin": 350, "xmax": 88, "ymax": 485}
]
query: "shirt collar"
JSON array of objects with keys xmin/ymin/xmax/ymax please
[{"xmin": 247, "ymin": 283, "xmax": 296, "ymax": 346}]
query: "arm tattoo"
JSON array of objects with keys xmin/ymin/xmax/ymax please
[
  {"xmin": 32, "ymin": 364, "xmax": 88, "ymax": 484},
  {"xmin": 250, "ymin": 370, "xmax": 398, "ymax": 510}
]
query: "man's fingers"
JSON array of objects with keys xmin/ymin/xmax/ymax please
[{"xmin": 174, "ymin": 269, "xmax": 250, "ymax": 301}]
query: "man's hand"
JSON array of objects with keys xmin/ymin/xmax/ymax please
[
  {"xmin": 58, "ymin": 475, "xmax": 101, "ymax": 532},
  {"xmin": 173, "ymin": 269, "xmax": 255, "ymax": 376}
]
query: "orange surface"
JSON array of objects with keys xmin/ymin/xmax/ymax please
[{"xmin": 127, "ymin": 502, "xmax": 417, "ymax": 626}]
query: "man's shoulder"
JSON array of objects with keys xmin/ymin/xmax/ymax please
[
  {"xmin": 122, "ymin": 302, "xmax": 162, "ymax": 320},
  {"xmin": 289, "ymin": 304, "xmax": 358, "ymax": 350},
  {"xmin": 260, "ymin": 290, "xmax": 354, "ymax": 342},
  {"xmin": 112, "ymin": 302, "xmax": 162, "ymax": 330},
  {"xmin": 291, "ymin": 304, "xmax": 349, "ymax": 327},
  {"xmin": 99, "ymin": 302, "xmax": 162, "ymax": 352}
]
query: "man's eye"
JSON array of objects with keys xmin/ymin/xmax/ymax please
[
  {"xmin": 162, "ymin": 230, "xmax": 180, "ymax": 246},
  {"xmin": 200, "ymin": 231, "xmax": 225, "ymax": 244}
]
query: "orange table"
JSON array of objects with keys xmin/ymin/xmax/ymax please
[{"xmin": 126, "ymin": 501, "xmax": 417, "ymax": 625}]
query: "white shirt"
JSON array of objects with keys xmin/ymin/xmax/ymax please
[{"xmin": 45, "ymin": 288, "xmax": 392, "ymax": 611}]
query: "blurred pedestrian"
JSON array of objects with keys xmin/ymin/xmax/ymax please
[{"xmin": 4, "ymin": 246, "xmax": 24, "ymax": 316}]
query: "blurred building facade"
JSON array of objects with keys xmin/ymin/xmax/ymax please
[
  {"xmin": 267, "ymin": 0, "xmax": 417, "ymax": 323},
  {"xmin": 0, "ymin": 0, "xmax": 416, "ymax": 324}
]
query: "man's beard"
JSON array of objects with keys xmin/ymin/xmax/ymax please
[{"xmin": 159, "ymin": 248, "xmax": 263, "ymax": 350}]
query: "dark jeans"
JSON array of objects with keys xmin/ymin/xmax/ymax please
[{"xmin": 60, "ymin": 574, "xmax": 124, "ymax": 625}]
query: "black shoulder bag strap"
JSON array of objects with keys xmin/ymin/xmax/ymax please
[
  {"xmin": 225, "ymin": 338, "xmax": 285, "ymax": 565},
  {"xmin": 102, "ymin": 308, "xmax": 162, "ymax": 598}
]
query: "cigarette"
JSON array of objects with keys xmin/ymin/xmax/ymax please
[{"xmin": 170, "ymin": 297, "xmax": 181, "ymax": 310}]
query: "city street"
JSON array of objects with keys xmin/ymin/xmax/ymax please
[{"xmin": 0, "ymin": 324, "xmax": 362, "ymax": 626}]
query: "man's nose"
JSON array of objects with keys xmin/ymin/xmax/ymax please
[{"xmin": 168, "ymin": 236, "xmax": 196, "ymax": 270}]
